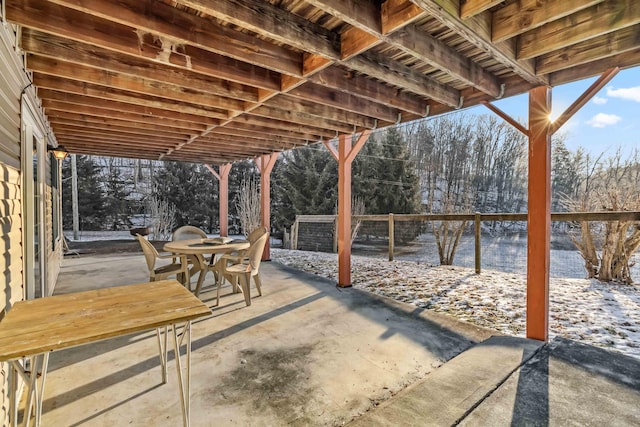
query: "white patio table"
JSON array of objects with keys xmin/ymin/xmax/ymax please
[{"xmin": 163, "ymin": 238, "xmax": 250, "ymax": 296}]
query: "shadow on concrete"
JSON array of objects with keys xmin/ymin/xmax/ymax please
[
  {"xmin": 43, "ymin": 258, "xmax": 493, "ymax": 420},
  {"xmin": 509, "ymin": 337, "xmax": 640, "ymax": 426}
]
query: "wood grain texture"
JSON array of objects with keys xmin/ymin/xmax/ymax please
[{"xmin": 0, "ymin": 280, "xmax": 211, "ymax": 361}]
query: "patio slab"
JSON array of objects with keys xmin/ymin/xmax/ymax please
[
  {"xmin": 38, "ymin": 253, "xmax": 494, "ymax": 426},
  {"xmin": 30, "ymin": 252, "xmax": 640, "ymax": 426}
]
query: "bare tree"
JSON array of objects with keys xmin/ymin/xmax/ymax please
[
  {"xmin": 148, "ymin": 196, "xmax": 176, "ymax": 240},
  {"xmin": 332, "ymin": 195, "xmax": 366, "ymax": 245},
  {"xmin": 409, "ymin": 115, "xmax": 474, "ymax": 264},
  {"xmin": 236, "ymin": 178, "xmax": 261, "ymax": 236},
  {"xmin": 351, "ymin": 196, "xmax": 366, "ymax": 243},
  {"xmin": 565, "ymin": 149, "xmax": 640, "ymax": 283}
]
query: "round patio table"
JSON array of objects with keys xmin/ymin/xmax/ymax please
[{"xmin": 163, "ymin": 238, "xmax": 249, "ymax": 296}]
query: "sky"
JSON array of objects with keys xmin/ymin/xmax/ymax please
[{"xmin": 468, "ymin": 66, "xmax": 640, "ymax": 157}]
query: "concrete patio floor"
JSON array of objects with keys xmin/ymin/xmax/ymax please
[{"xmin": 26, "ymin": 252, "xmax": 640, "ymax": 426}]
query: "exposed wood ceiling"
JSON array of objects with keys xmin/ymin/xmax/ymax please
[{"xmin": 4, "ymin": 0, "xmax": 640, "ymax": 164}]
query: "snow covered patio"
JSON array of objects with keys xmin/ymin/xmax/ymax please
[{"xmin": 28, "ymin": 251, "xmax": 640, "ymax": 425}]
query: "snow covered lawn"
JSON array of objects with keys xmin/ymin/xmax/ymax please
[{"xmin": 271, "ymin": 248, "xmax": 640, "ymax": 359}]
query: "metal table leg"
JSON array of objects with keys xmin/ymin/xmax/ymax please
[{"xmin": 171, "ymin": 321, "xmax": 192, "ymax": 427}]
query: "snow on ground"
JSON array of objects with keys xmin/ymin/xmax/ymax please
[{"xmin": 271, "ymin": 248, "xmax": 640, "ymax": 360}]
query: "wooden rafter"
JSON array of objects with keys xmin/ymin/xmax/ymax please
[
  {"xmin": 518, "ymin": 0, "xmax": 640, "ymax": 60},
  {"xmin": 410, "ymin": 0, "xmax": 546, "ymax": 85},
  {"xmin": 492, "ymin": 0, "xmax": 605, "ymax": 43},
  {"xmin": 460, "ymin": 0, "xmax": 504, "ymax": 19},
  {"xmin": 2, "ymin": 0, "xmax": 637, "ymax": 164}
]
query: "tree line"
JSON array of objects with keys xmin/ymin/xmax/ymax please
[{"xmin": 62, "ymin": 113, "xmax": 640, "ymax": 282}]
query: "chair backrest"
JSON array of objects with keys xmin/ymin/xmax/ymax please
[
  {"xmin": 247, "ymin": 229, "xmax": 269, "ymax": 273},
  {"xmin": 135, "ymin": 234, "xmax": 159, "ymax": 271},
  {"xmin": 247, "ymin": 226, "xmax": 267, "ymax": 244},
  {"xmin": 172, "ymin": 225, "xmax": 207, "ymax": 241}
]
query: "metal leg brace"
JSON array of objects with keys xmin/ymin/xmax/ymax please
[
  {"xmin": 171, "ymin": 321, "xmax": 192, "ymax": 427},
  {"xmin": 156, "ymin": 325, "xmax": 168, "ymax": 384},
  {"xmin": 10, "ymin": 352, "xmax": 50, "ymax": 427}
]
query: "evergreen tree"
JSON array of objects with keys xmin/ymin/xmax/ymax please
[
  {"xmin": 102, "ymin": 158, "xmax": 132, "ymax": 230},
  {"xmin": 551, "ymin": 136, "xmax": 582, "ymax": 211},
  {"xmin": 273, "ymin": 146, "xmax": 337, "ymax": 230},
  {"xmin": 153, "ymin": 161, "xmax": 218, "ymax": 232},
  {"xmin": 353, "ymin": 127, "xmax": 421, "ymax": 214},
  {"xmin": 273, "ymin": 127, "xmax": 421, "ymax": 232},
  {"xmin": 61, "ymin": 155, "xmax": 105, "ymax": 230}
]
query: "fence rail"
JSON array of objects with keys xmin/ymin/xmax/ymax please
[{"xmin": 290, "ymin": 211, "xmax": 640, "ymax": 274}]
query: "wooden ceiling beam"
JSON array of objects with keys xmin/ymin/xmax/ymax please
[
  {"xmin": 347, "ymin": 52, "xmax": 461, "ymax": 107},
  {"xmin": 55, "ymin": 135, "xmax": 176, "ymax": 150},
  {"xmin": 549, "ymin": 47, "xmax": 640, "ymax": 86},
  {"xmin": 492, "ymin": 0, "xmax": 604, "ymax": 43},
  {"xmin": 287, "ymin": 83, "xmax": 401, "ymax": 123},
  {"xmin": 386, "ymin": 24, "xmax": 502, "ymax": 97},
  {"xmin": 32, "ymin": 0, "xmax": 302, "ymax": 76},
  {"xmin": 46, "ymin": 112, "xmax": 198, "ymax": 136},
  {"xmin": 21, "ymin": 29, "xmax": 260, "ymax": 103},
  {"xmin": 54, "ymin": 128, "xmax": 185, "ymax": 145},
  {"xmin": 536, "ymin": 25, "xmax": 640, "ymax": 75},
  {"xmin": 180, "ymin": 142, "xmax": 277, "ymax": 158},
  {"xmin": 207, "ymin": 127, "xmax": 304, "ymax": 145},
  {"xmin": 382, "ymin": 0, "xmax": 426, "ymax": 34},
  {"xmin": 312, "ymin": 0, "xmax": 497, "ymax": 102},
  {"xmin": 304, "ymin": 0, "xmax": 381, "ymax": 35},
  {"xmin": 61, "ymin": 145, "xmax": 171, "ymax": 160},
  {"xmin": 460, "ymin": 0, "xmax": 504, "ymax": 19},
  {"xmin": 49, "ymin": 120, "xmax": 191, "ymax": 140},
  {"xmin": 196, "ymin": 135, "xmax": 295, "ymax": 151},
  {"xmin": 249, "ymin": 105, "xmax": 356, "ymax": 134},
  {"xmin": 230, "ymin": 115, "xmax": 336, "ymax": 140},
  {"xmin": 13, "ymin": 8, "xmax": 283, "ymax": 90},
  {"xmin": 38, "ymin": 89, "xmax": 223, "ymax": 125},
  {"xmin": 188, "ymin": 142, "xmax": 285, "ymax": 156},
  {"xmin": 222, "ymin": 122, "xmax": 320, "ymax": 142},
  {"xmin": 410, "ymin": 0, "xmax": 545, "ymax": 85},
  {"xmin": 518, "ymin": 0, "xmax": 640, "ymax": 60},
  {"xmin": 27, "ymin": 55, "xmax": 243, "ymax": 112},
  {"xmin": 174, "ymin": 0, "xmax": 340, "ymax": 60},
  {"xmin": 266, "ymin": 93, "xmax": 382, "ymax": 129},
  {"xmin": 309, "ymin": 67, "xmax": 429, "ymax": 117},
  {"xmin": 33, "ymin": 74, "xmax": 228, "ymax": 120},
  {"xmin": 43, "ymin": 101, "xmax": 210, "ymax": 131}
]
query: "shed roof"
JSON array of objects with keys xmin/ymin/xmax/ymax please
[{"xmin": 5, "ymin": 0, "xmax": 640, "ymax": 164}]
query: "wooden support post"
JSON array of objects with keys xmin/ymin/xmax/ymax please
[
  {"xmin": 474, "ymin": 212, "xmax": 481, "ymax": 274},
  {"xmin": 326, "ymin": 131, "xmax": 371, "ymax": 287},
  {"xmin": 292, "ymin": 219, "xmax": 298, "ymax": 250},
  {"xmin": 255, "ymin": 153, "xmax": 279, "ymax": 260},
  {"xmin": 206, "ymin": 163, "xmax": 232, "ymax": 237},
  {"xmin": 487, "ymin": 69, "xmax": 618, "ymax": 342},
  {"xmin": 527, "ymin": 86, "xmax": 552, "ymax": 341},
  {"xmin": 71, "ymin": 154, "xmax": 79, "ymax": 240},
  {"xmin": 388, "ymin": 213, "xmax": 395, "ymax": 261}
]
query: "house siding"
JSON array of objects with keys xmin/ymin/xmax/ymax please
[
  {"xmin": 0, "ymin": 19, "xmax": 61, "ymax": 425},
  {"xmin": 0, "ymin": 20, "xmax": 23, "ymax": 426}
]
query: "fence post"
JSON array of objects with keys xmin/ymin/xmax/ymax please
[
  {"xmin": 292, "ymin": 218, "xmax": 299, "ymax": 250},
  {"xmin": 389, "ymin": 213, "xmax": 395, "ymax": 261},
  {"xmin": 474, "ymin": 212, "xmax": 481, "ymax": 274}
]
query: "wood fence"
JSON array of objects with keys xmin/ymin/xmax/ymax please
[{"xmin": 290, "ymin": 211, "xmax": 640, "ymax": 274}]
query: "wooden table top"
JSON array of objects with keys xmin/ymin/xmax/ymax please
[
  {"xmin": 163, "ymin": 238, "xmax": 249, "ymax": 255},
  {"xmin": 0, "ymin": 280, "xmax": 212, "ymax": 361}
]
